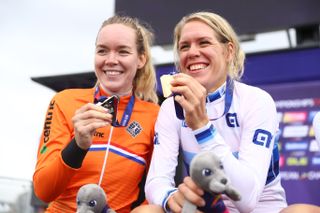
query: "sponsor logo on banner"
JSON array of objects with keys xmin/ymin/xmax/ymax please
[
  {"xmin": 276, "ymin": 98, "xmax": 320, "ymax": 109},
  {"xmin": 286, "ymin": 156, "xmax": 308, "ymax": 166},
  {"xmin": 282, "ymin": 125, "xmax": 309, "ymax": 138},
  {"xmin": 289, "ymin": 151, "xmax": 307, "ymax": 157},
  {"xmin": 285, "ymin": 141, "xmax": 308, "ymax": 151},
  {"xmin": 280, "ymin": 171, "xmax": 300, "ymax": 180},
  {"xmin": 312, "ymin": 157, "xmax": 320, "ymax": 165},
  {"xmin": 276, "ymin": 98, "xmax": 314, "ymax": 109},
  {"xmin": 300, "ymin": 171, "xmax": 320, "ymax": 180},
  {"xmin": 283, "ymin": 111, "xmax": 307, "ymax": 123},
  {"xmin": 281, "ymin": 170, "xmax": 320, "ymax": 181},
  {"xmin": 272, "ymin": 88, "xmax": 320, "ymax": 204}
]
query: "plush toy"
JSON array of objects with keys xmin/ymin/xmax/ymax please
[
  {"xmin": 182, "ymin": 151, "xmax": 241, "ymax": 213},
  {"xmin": 76, "ymin": 183, "xmax": 116, "ymax": 213}
]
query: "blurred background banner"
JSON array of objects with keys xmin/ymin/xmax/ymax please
[{"xmin": 262, "ymin": 81, "xmax": 320, "ymax": 205}]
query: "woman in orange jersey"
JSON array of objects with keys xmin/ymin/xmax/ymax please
[{"xmin": 33, "ymin": 15, "xmax": 160, "ymax": 213}]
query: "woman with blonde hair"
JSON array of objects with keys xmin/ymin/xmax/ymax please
[{"xmin": 142, "ymin": 11, "xmax": 287, "ymax": 213}]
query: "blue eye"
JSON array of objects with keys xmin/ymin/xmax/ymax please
[
  {"xmin": 202, "ymin": 168, "xmax": 212, "ymax": 176},
  {"xmin": 88, "ymin": 200, "xmax": 97, "ymax": 207}
]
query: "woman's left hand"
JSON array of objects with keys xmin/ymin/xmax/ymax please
[{"xmin": 167, "ymin": 176, "xmax": 205, "ymax": 212}]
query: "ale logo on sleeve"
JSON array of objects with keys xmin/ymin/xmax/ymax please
[{"xmin": 253, "ymin": 129, "xmax": 272, "ymax": 148}]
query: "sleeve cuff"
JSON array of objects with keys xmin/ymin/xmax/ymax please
[
  {"xmin": 193, "ymin": 122, "xmax": 216, "ymax": 145},
  {"xmin": 162, "ymin": 189, "xmax": 178, "ymax": 213},
  {"xmin": 61, "ymin": 138, "xmax": 88, "ymax": 169},
  {"xmin": 193, "ymin": 122, "xmax": 230, "ymax": 160}
]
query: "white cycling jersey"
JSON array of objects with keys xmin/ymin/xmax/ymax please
[{"xmin": 145, "ymin": 80, "xmax": 287, "ymax": 213}]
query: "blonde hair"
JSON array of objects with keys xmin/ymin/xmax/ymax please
[
  {"xmin": 173, "ymin": 11, "xmax": 245, "ymax": 81},
  {"xmin": 97, "ymin": 15, "xmax": 158, "ymax": 103}
]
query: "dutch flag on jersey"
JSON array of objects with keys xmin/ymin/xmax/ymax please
[{"xmin": 90, "ymin": 141, "xmax": 146, "ymax": 166}]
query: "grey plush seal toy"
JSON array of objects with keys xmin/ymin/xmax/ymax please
[
  {"xmin": 76, "ymin": 183, "xmax": 116, "ymax": 213},
  {"xmin": 182, "ymin": 151, "xmax": 241, "ymax": 213}
]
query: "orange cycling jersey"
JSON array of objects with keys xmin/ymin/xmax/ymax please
[{"xmin": 33, "ymin": 87, "xmax": 159, "ymax": 213}]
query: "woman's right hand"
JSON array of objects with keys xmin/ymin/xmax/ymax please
[
  {"xmin": 72, "ymin": 103, "xmax": 112, "ymax": 150},
  {"xmin": 170, "ymin": 73, "xmax": 209, "ymax": 130},
  {"xmin": 167, "ymin": 176, "xmax": 205, "ymax": 213}
]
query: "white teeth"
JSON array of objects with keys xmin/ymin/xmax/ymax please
[
  {"xmin": 105, "ymin": 70, "xmax": 121, "ymax": 75},
  {"xmin": 189, "ymin": 64, "xmax": 207, "ymax": 71}
]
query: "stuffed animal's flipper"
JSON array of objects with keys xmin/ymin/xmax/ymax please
[
  {"xmin": 100, "ymin": 205, "xmax": 117, "ymax": 213},
  {"xmin": 225, "ymin": 185, "xmax": 241, "ymax": 201},
  {"xmin": 182, "ymin": 200, "xmax": 197, "ymax": 213},
  {"xmin": 107, "ymin": 209, "xmax": 117, "ymax": 213}
]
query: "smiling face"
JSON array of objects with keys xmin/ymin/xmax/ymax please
[
  {"xmin": 177, "ymin": 20, "xmax": 233, "ymax": 93},
  {"xmin": 95, "ymin": 23, "xmax": 146, "ymax": 95}
]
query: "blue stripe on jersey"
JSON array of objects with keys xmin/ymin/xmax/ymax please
[
  {"xmin": 266, "ymin": 144, "xmax": 280, "ymax": 185},
  {"xmin": 228, "ymin": 148, "xmax": 279, "ymax": 186},
  {"xmin": 206, "ymin": 82, "xmax": 226, "ymax": 103},
  {"xmin": 194, "ymin": 125, "xmax": 216, "ymax": 144},
  {"xmin": 183, "ymin": 151, "xmax": 196, "ymax": 165},
  {"xmin": 162, "ymin": 189, "xmax": 177, "ymax": 210},
  {"xmin": 228, "ymin": 149, "xmax": 279, "ymax": 185},
  {"xmin": 232, "ymin": 151, "xmax": 239, "ymax": 159},
  {"xmin": 111, "ymin": 148, "xmax": 146, "ymax": 166}
]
